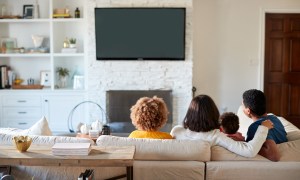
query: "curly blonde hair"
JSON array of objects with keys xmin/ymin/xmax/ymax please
[{"xmin": 130, "ymin": 96, "xmax": 169, "ymax": 131}]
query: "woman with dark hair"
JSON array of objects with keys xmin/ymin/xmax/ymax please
[{"xmin": 170, "ymin": 95, "xmax": 274, "ymax": 158}]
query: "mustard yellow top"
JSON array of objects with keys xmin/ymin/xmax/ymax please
[{"xmin": 128, "ymin": 130, "xmax": 173, "ymax": 139}]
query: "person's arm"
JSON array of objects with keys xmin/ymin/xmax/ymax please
[
  {"xmin": 258, "ymin": 139, "xmax": 280, "ymax": 161},
  {"xmin": 216, "ymin": 120, "xmax": 273, "ymax": 158}
]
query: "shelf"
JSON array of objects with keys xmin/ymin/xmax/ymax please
[
  {"xmin": 52, "ymin": 18, "xmax": 84, "ymax": 23},
  {"xmin": 0, "ymin": 54, "xmax": 51, "ymax": 57},
  {"xmin": 0, "ymin": 19, "xmax": 51, "ymax": 23},
  {"xmin": 53, "ymin": 53, "xmax": 85, "ymax": 57}
]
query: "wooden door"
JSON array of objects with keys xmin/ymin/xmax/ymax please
[{"xmin": 264, "ymin": 13, "xmax": 300, "ymax": 128}]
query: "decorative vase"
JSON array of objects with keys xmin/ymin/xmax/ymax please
[
  {"xmin": 91, "ymin": 120, "xmax": 103, "ymax": 131},
  {"xmin": 80, "ymin": 124, "xmax": 91, "ymax": 135},
  {"xmin": 59, "ymin": 76, "xmax": 68, "ymax": 88},
  {"xmin": 69, "ymin": 44, "xmax": 76, "ymax": 48}
]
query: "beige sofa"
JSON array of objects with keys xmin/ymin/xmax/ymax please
[{"xmin": 1, "ymin": 114, "xmax": 300, "ymax": 179}]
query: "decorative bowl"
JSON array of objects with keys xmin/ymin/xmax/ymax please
[{"xmin": 13, "ymin": 136, "xmax": 32, "ymax": 152}]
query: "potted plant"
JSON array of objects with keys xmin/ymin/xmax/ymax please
[
  {"xmin": 56, "ymin": 67, "xmax": 69, "ymax": 88},
  {"xmin": 69, "ymin": 38, "xmax": 76, "ymax": 48}
]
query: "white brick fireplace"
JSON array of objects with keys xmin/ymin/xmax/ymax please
[{"xmin": 86, "ymin": 0, "xmax": 193, "ymax": 126}]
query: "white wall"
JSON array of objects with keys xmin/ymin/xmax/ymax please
[{"xmin": 193, "ymin": 0, "xmax": 300, "ymax": 113}]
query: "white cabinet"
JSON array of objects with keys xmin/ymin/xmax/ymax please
[
  {"xmin": 1, "ymin": 95, "xmax": 43, "ymax": 129},
  {"xmin": 0, "ymin": 92, "xmax": 86, "ymax": 132},
  {"xmin": 0, "ymin": 0, "xmax": 86, "ymax": 90},
  {"xmin": 42, "ymin": 93, "xmax": 85, "ymax": 133}
]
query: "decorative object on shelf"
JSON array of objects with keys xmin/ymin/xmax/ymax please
[
  {"xmin": 0, "ymin": 38, "xmax": 17, "ymax": 54},
  {"xmin": 1, "ymin": 4, "xmax": 7, "ymax": 16},
  {"xmin": 23, "ymin": 5, "xmax": 34, "ymax": 19},
  {"xmin": 73, "ymin": 75, "xmax": 84, "ymax": 90},
  {"xmin": 56, "ymin": 67, "xmax": 69, "ymax": 88},
  {"xmin": 61, "ymin": 48, "xmax": 77, "ymax": 53},
  {"xmin": 53, "ymin": 8, "xmax": 71, "ymax": 18},
  {"xmin": 75, "ymin": 7, "xmax": 80, "ymax": 18},
  {"xmin": 34, "ymin": 0, "xmax": 40, "ymax": 19},
  {"xmin": 69, "ymin": 38, "xmax": 76, "ymax": 48},
  {"xmin": 13, "ymin": 136, "xmax": 32, "ymax": 152},
  {"xmin": 12, "ymin": 84, "xmax": 43, "ymax": 89},
  {"xmin": 40, "ymin": 70, "xmax": 51, "ymax": 87},
  {"xmin": 32, "ymin": 35, "xmax": 44, "ymax": 48},
  {"xmin": 13, "ymin": 78, "xmax": 23, "ymax": 85},
  {"xmin": 67, "ymin": 101, "xmax": 109, "ymax": 133},
  {"xmin": 27, "ymin": 78, "xmax": 34, "ymax": 85},
  {"xmin": 63, "ymin": 37, "xmax": 69, "ymax": 48}
]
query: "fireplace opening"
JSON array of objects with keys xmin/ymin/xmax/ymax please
[{"xmin": 106, "ymin": 90, "xmax": 172, "ymax": 136}]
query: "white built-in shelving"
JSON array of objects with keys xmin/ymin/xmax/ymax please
[
  {"xmin": 0, "ymin": 0, "xmax": 86, "ymax": 90},
  {"xmin": 0, "ymin": 0, "xmax": 87, "ymax": 131}
]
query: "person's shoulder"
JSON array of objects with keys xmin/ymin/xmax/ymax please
[
  {"xmin": 157, "ymin": 131, "xmax": 173, "ymax": 139},
  {"xmin": 128, "ymin": 130, "xmax": 143, "ymax": 138}
]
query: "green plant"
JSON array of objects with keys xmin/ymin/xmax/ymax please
[
  {"xmin": 69, "ymin": 38, "xmax": 76, "ymax": 44},
  {"xmin": 56, "ymin": 67, "xmax": 69, "ymax": 77}
]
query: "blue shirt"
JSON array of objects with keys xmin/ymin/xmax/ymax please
[{"xmin": 246, "ymin": 115, "xmax": 287, "ymax": 144}]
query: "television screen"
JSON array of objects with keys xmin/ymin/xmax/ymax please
[{"xmin": 95, "ymin": 8, "xmax": 186, "ymax": 60}]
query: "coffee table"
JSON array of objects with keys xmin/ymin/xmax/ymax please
[{"xmin": 0, "ymin": 145, "xmax": 135, "ymax": 180}]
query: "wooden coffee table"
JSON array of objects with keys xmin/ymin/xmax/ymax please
[{"xmin": 0, "ymin": 145, "xmax": 135, "ymax": 180}]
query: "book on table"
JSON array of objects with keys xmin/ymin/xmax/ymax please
[{"xmin": 52, "ymin": 143, "xmax": 91, "ymax": 156}]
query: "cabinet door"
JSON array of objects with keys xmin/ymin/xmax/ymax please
[{"xmin": 43, "ymin": 95, "xmax": 85, "ymax": 133}]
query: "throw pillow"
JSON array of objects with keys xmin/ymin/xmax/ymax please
[{"xmin": 22, "ymin": 116, "xmax": 52, "ymax": 136}]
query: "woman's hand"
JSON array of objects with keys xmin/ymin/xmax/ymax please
[{"xmin": 261, "ymin": 119, "xmax": 274, "ymax": 129}]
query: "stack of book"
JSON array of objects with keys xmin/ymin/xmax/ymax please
[
  {"xmin": 52, "ymin": 143, "xmax": 91, "ymax": 156},
  {"xmin": 61, "ymin": 48, "xmax": 77, "ymax": 53},
  {"xmin": 78, "ymin": 169, "xmax": 94, "ymax": 180}
]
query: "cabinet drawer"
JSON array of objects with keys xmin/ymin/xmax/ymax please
[
  {"xmin": 5, "ymin": 119, "xmax": 36, "ymax": 129},
  {"xmin": 2, "ymin": 96, "xmax": 41, "ymax": 107},
  {"xmin": 3, "ymin": 107, "xmax": 42, "ymax": 118}
]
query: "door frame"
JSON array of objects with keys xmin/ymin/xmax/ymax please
[{"xmin": 259, "ymin": 8, "xmax": 300, "ymax": 90}]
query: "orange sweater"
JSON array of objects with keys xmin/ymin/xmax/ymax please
[{"xmin": 128, "ymin": 130, "xmax": 173, "ymax": 139}]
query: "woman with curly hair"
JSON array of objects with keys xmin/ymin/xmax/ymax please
[{"xmin": 128, "ymin": 96, "xmax": 173, "ymax": 139}]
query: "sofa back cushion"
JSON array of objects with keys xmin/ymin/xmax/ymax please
[
  {"xmin": 211, "ymin": 139, "xmax": 300, "ymax": 161},
  {"xmin": 0, "ymin": 133, "xmax": 94, "ymax": 145},
  {"xmin": 278, "ymin": 139, "xmax": 300, "ymax": 161},
  {"xmin": 97, "ymin": 135, "xmax": 211, "ymax": 161}
]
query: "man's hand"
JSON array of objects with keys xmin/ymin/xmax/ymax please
[{"xmin": 261, "ymin": 119, "xmax": 274, "ymax": 129}]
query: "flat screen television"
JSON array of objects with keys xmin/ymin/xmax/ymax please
[{"xmin": 94, "ymin": 8, "xmax": 186, "ymax": 60}]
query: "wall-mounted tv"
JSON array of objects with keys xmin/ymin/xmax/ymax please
[{"xmin": 95, "ymin": 8, "xmax": 186, "ymax": 60}]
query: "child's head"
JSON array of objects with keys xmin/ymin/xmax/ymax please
[
  {"xmin": 183, "ymin": 94, "xmax": 220, "ymax": 132},
  {"xmin": 220, "ymin": 112, "xmax": 239, "ymax": 134},
  {"xmin": 242, "ymin": 89, "xmax": 266, "ymax": 117},
  {"xmin": 130, "ymin": 96, "xmax": 169, "ymax": 131}
]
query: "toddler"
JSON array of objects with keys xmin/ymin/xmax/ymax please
[{"xmin": 220, "ymin": 112, "xmax": 245, "ymax": 141}]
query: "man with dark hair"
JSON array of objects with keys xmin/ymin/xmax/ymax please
[
  {"xmin": 220, "ymin": 112, "xmax": 245, "ymax": 141},
  {"xmin": 242, "ymin": 89, "xmax": 287, "ymax": 161}
]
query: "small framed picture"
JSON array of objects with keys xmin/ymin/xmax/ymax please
[
  {"xmin": 1, "ymin": 38, "xmax": 17, "ymax": 53},
  {"xmin": 23, "ymin": 5, "xmax": 34, "ymax": 19},
  {"xmin": 73, "ymin": 75, "xmax": 84, "ymax": 90},
  {"xmin": 40, "ymin": 70, "xmax": 51, "ymax": 87}
]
